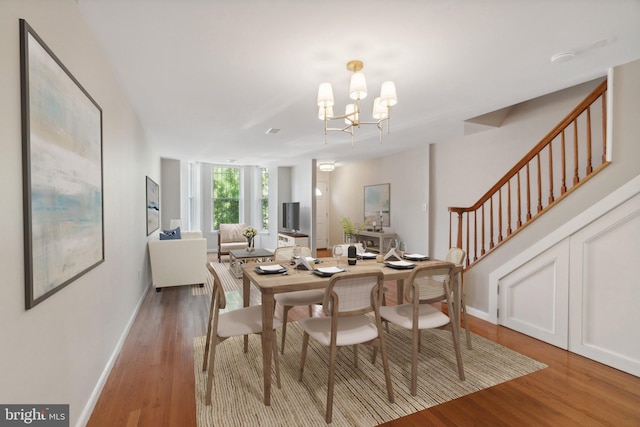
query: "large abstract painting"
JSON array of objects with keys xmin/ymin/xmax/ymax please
[
  {"xmin": 146, "ymin": 176, "xmax": 160, "ymax": 235},
  {"xmin": 364, "ymin": 183, "xmax": 390, "ymax": 228},
  {"xmin": 20, "ymin": 20, "xmax": 104, "ymax": 309}
]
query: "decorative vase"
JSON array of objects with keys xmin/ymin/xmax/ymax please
[{"xmin": 246, "ymin": 237, "xmax": 254, "ymax": 251}]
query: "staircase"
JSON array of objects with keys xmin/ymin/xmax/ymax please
[{"xmin": 448, "ymin": 80, "xmax": 609, "ymax": 268}]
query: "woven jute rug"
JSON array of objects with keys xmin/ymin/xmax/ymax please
[
  {"xmin": 193, "ymin": 321, "xmax": 546, "ymax": 426},
  {"xmin": 192, "ymin": 262, "xmax": 241, "ymax": 295}
]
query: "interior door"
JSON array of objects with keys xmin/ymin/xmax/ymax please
[{"xmin": 316, "ymin": 180, "xmax": 328, "ymax": 249}]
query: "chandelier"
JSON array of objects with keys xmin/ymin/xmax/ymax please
[{"xmin": 317, "ymin": 60, "xmax": 397, "ymax": 145}]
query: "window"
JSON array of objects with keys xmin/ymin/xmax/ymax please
[
  {"xmin": 212, "ymin": 166, "xmax": 240, "ymax": 229},
  {"xmin": 260, "ymin": 168, "xmax": 269, "ymax": 230},
  {"xmin": 187, "ymin": 162, "xmax": 196, "ymax": 230}
]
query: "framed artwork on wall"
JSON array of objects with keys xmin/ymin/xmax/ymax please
[
  {"xmin": 364, "ymin": 183, "xmax": 390, "ymax": 228},
  {"xmin": 146, "ymin": 176, "xmax": 160, "ymax": 235},
  {"xmin": 20, "ymin": 19, "xmax": 104, "ymax": 309}
]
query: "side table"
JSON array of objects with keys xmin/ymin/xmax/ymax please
[{"xmin": 228, "ymin": 248, "xmax": 274, "ymax": 278}]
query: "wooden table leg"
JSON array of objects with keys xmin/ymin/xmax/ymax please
[
  {"xmin": 243, "ymin": 273, "xmax": 250, "ymax": 352},
  {"xmin": 261, "ymin": 291, "xmax": 275, "ymax": 406},
  {"xmin": 396, "ymin": 279, "xmax": 404, "ymax": 304}
]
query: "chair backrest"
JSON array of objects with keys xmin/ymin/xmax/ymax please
[
  {"xmin": 323, "ymin": 270, "xmax": 383, "ymax": 317},
  {"xmin": 445, "ymin": 247, "xmax": 465, "ymax": 266},
  {"xmin": 405, "ymin": 262, "xmax": 456, "ymax": 304},
  {"xmin": 273, "ymin": 246, "xmax": 312, "ymax": 261},
  {"xmin": 218, "ymin": 223, "xmax": 247, "ymax": 243},
  {"xmin": 424, "ymin": 248, "xmax": 466, "ymax": 288},
  {"xmin": 206, "ymin": 262, "xmax": 226, "ymax": 310}
]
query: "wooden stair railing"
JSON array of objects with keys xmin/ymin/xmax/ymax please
[{"xmin": 449, "ymin": 80, "xmax": 609, "ymax": 268}]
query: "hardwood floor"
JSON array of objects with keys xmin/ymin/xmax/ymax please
[{"xmin": 87, "ymin": 258, "xmax": 640, "ymax": 427}]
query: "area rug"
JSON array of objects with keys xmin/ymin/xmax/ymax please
[
  {"xmin": 192, "ymin": 262, "xmax": 241, "ymax": 295},
  {"xmin": 193, "ymin": 321, "xmax": 546, "ymax": 426}
]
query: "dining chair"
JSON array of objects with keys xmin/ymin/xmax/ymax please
[
  {"xmin": 202, "ymin": 262, "xmax": 282, "ymax": 405},
  {"xmin": 272, "ymin": 246, "xmax": 324, "ymax": 354},
  {"xmin": 376, "ymin": 262, "xmax": 465, "ymax": 396},
  {"xmin": 418, "ymin": 248, "xmax": 471, "ymax": 348},
  {"xmin": 298, "ymin": 270, "xmax": 394, "ymax": 423}
]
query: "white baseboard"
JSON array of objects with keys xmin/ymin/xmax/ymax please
[
  {"xmin": 76, "ymin": 284, "xmax": 150, "ymax": 427},
  {"xmin": 466, "ymin": 306, "xmax": 491, "ymax": 323}
]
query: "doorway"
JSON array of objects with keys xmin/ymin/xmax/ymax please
[{"xmin": 316, "ymin": 180, "xmax": 328, "ymax": 249}]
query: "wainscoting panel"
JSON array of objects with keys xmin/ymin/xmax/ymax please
[
  {"xmin": 491, "ymin": 177, "xmax": 640, "ymax": 376},
  {"xmin": 568, "ymin": 192, "xmax": 640, "ymax": 377},
  {"xmin": 498, "ymin": 240, "xmax": 569, "ymax": 349}
]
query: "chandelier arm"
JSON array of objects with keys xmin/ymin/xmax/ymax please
[
  {"xmin": 324, "ymin": 116, "xmax": 328, "ymax": 144},
  {"xmin": 325, "ymin": 125, "xmax": 353, "ymax": 133}
]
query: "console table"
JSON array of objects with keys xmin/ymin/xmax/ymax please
[
  {"xmin": 356, "ymin": 230, "xmax": 397, "ymax": 253},
  {"xmin": 277, "ymin": 231, "xmax": 309, "ymax": 248}
]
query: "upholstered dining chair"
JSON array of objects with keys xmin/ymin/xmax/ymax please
[
  {"xmin": 202, "ymin": 262, "xmax": 282, "ymax": 405},
  {"xmin": 416, "ymin": 248, "xmax": 471, "ymax": 348},
  {"xmin": 273, "ymin": 246, "xmax": 324, "ymax": 353},
  {"xmin": 298, "ymin": 270, "xmax": 394, "ymax": 423},
  {"xmin": 376, "ymin": 262, "xmax": 465, "ymax": 396}
]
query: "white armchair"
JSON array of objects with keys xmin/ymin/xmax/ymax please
[
  {"xmin": 217, "ymin": 223, "xmax": 249, "ymax": 262},
  {"xmin": 148, "ymin": 231, "xmax": 207, "ymax": 290}
]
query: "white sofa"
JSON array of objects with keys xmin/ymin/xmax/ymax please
[{"xmin": 148, "ymin": 230, "xmax": 207, "ymax": 290}]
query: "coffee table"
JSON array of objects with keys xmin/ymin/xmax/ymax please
[{"xmin": 228, "ymin": 248, "xmax": 274, "ymax": 278}]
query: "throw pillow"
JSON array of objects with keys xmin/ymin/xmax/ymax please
[{"xmin": 159, "ymin": 226, "xmax": 181, "ymax": 240}]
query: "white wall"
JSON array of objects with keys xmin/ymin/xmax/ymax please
[
  {"xmin": 429, "ymin": 79, "xmax": 604, "ymax": 262},
  {"xmin": 161, "ymin": 158, "xmax": 181, "ymax": 230},
  {"xmin": 0, "ymin": 1, "xmax": 158, "ymax": 426},
  {"xmin": 330, "ymin": 63, "xmax": 639, "ymax": 319},
  {"xmin": 431, "ymin": 63, "xmax": 640, "ymax": 317},
  {"xmin": 291, "ymin": 160, "xmax": 315, "ymax": 242},
  {"xmin": 329, "ymin": 148, "xmax": 430, "ymax": 255}
]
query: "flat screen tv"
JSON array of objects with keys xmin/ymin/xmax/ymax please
[{"xmin": 282, "ymin": 202, "xmax": 300, "ymax": 233}]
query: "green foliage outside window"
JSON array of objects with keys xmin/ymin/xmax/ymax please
[{"xmin": 212, "ymin": 167, "xmax": 239, "ymax": 229}]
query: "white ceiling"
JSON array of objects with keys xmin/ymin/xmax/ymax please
[{"xmin": 77, "ymin": 0, "xmax": 640, "ymax": 168}]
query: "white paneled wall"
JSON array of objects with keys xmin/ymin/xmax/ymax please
[
  {"xmin": 493, "ymin": 185, "xmax": 640, "ymax": 376},
  {"xmin": 568, "ymin": 192, "xmax": 640, "ymax": 376},
  {"xmin": 499, "ymin": 240, "xmax": 569, "ymax": 349}
]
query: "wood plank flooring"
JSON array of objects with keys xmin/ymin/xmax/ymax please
[{"xmin": 87, "ymin": 257, "xmax": 640, "ymax": 426}]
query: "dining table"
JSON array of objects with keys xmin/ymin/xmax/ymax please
[{"xmin": 240, "ymin": 256, "xmax": 462, "ymax": 406}]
